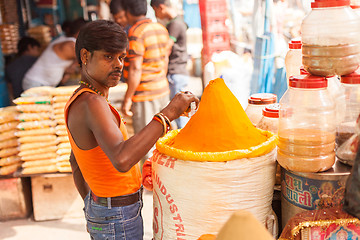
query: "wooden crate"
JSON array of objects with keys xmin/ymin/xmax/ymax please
[
  {"xmin": 0, "ymin": 177, "xmax": 32, "ymax": 221},
  {"xmin": 31, "ymin": 174, "xmax": 84, "ymax": 221}
]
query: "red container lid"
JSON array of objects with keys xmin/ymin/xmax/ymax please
[
  {"xmin": 262, "ymin": 103, "xmax": 280, "ymax": 118},
  {"xmin": 300, "ymin": 66, "xmax": 309, "ymax": 75},
  {"xmin": 312, "ymin": 0, "xmax": 350, "ymax": 8},
  {"xmin": 341, "ymin": 71, "xmax": 360, "ymax": 84},
  {"xmin": 248, "ymin": 93, "xmax": 277, "ymax": 105},
  {"xmin": 289, "ymin": 38, "xmax": 302, "ymax": 49},
  {"xmin": 351, "ymin": 4, "xmax": 360, "ymax": 8},
  {"xmin": 289, "ymin": 75, "xmax": 328, "ymax": 88}
]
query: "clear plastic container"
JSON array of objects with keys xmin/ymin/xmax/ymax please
[
  {"xmin": 257, "ymin": 103, "xmax": 280, "ymax": 133},
  {"xmin": 245, "ymin": 93, "xmax": 277, "ymax": 127},
  {"xmin": 301, "ymin": 0, "xmax": 360, "ymax": 76},
  {"xmin": 285, "ymin": 39, "xmax": 302, "ymax": 86},
  {"xmin": 336, "ymin": 71, "xmax": 360, "ymax": 164},
  {"xmin": 351, "ymin": 4, "xmax": 360, "ymax": 14},
  {"xmin": 300, "ymin": 67, "xmax": 344, "ymax": 125},
  {"xmin": 278, "ymin": 75, "xmax": 336, "ymax": 173}
]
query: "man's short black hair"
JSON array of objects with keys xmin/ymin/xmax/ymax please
[
  {"xmin": 150, "ymin": 0, "xmax": 171, "ymax": 7},
  {"xmin": 122, "ymin": 0, "xmax": 147, "ymax": 17},
  {"xmin": 17, "ymin": 36, "xmax": 40, "ymax": 55},
  {"xmin": 110, "ymin": 0, "xmax": 125, "ymax": 14},
  {"xmin": 75, "ymin": 20, "xmax": 128, "ymax": 67}
]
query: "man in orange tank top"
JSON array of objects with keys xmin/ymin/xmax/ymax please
[{"xmin": 65, "ymin": 20, "xmax": 198, "ymax": 239}]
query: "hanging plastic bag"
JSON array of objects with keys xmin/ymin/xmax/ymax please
[{"xmin": 343, "ymin": 116, "xmax": 360, "ymax": 219}]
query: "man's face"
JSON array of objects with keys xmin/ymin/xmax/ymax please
[
  {"xmin": 85, "ymin": 49, "xmax": 127, "ymax": 88},
  {"xmin": 152, "ymin": 6, "xmax": 164, "ymax": 19},
  {"xmin": 27, "ymin": 45, "xmax": 40, "ymax": 57},
  {"xmin": 113, "ymin": 10, "xmax": 128, "ymax": 28}
]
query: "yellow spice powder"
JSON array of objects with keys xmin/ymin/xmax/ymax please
[{"xmin": 169, "ymin": 78, "xmax": 267, "ymax": 152}]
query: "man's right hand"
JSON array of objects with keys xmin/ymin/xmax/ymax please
[
  {"xmin": 161, "ymin": 91, "xmax": 199, "ymax": 121},
  {"xmin": 121, "ymin": 97, "xmax": 133, "ymax": 117}
]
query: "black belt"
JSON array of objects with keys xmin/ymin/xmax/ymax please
[{"xmin": 91, "ymin": 187, "xmax": 143, "ymax": 207}]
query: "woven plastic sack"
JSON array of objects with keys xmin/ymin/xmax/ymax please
[
  {"xmin": 57, "ymin": 148, "xmax": 71, "ymax": 156},
  {"xmin": 0, "ymin": 163, "xmax": 21, "ymax": 175},
  {"xmin": 22, "ymin": 159, "xmax": 57, "ymax": 168},
  {"xmin": 0, "ymin": 121, "xmax": 18, "ymax": 132},
  {"xmin": 55, "ymin": 125, "xmax": 67, "ymax": 136},
  {"xmin": 17, "ymin": 120, "xmax": 56, "ymax": 130},
  {"xmin": 58, "ymin": 142, "xmax": 70, "ymax": 150},
  {"xmin": 156, "ymin": 129, "xmax": 277, "ymax": 161},
  {"xmin": 19, "ymin": 141, "xmax": 58, "ymax": 151},
  {"xmin": 57, "ymin": 155, "xmax": 70, "ymax": 162},
  {"xmin": 54, "ymin": 108, "xmax": 64, "ymax": 115},
  {"xmin": 0, "ymin": 138, "xmax": 19, "ymax": 149},
  {"xmin": 17, "ymin": 112, "xmax": 54, "ymax": 122},
  {"xmin": 56, "ymin": 118, "xmax": 65, "ymax": 125},
  {"xmin": 0, "ymin": 107, "xmax": 18, "ymax": 124},
  {"xmin": 0, "ymin": 156, "xmax": 21, "ymax": 166},
  {"xmin": 152, "ymin": 148, "xmax": 277, "ymax": 240},
  {"xmin": 13, "ymin": 96, "xmax": 52, "ymax": 105},
  {"xmin": 0, "ymin": 130, "xmax": 17, "ymax": 141},
  {"xmin": 18, "ymin": 135, "xmax": 57, "ymax": 143},
  {"xmin": 15, "ymin": 128, "xmax": 56, "ymax": 137},
  {"xmin": 53, "ymin": 95, "xmax": 70, "ymax": 102},
  {"xmin": 19, "ymin": 145, "xmax": 57, "ymax": 157},
  {"xmin": 57, "ymin": 135, "xmax": 69, "ymax": 143},
  {"xmin": 53, "ymin": 102, "xmax": 66, "ymax": 110},
  {"xmin": 52, "ymin": 86, "xmax": 77, "ymax": 96},
  {"xmin": 21, "ymin": 165, "xmax": 58, "ymax": 175},
  {"xmin": 21, "ymin": 86, "xmax": 54, "ymax": 97},
  {"xmin": 21, "ymin": 152, "xmax": 58, "ymax": 161},
  {"xmin": 16, "ymin": 104, "xmax": 53, "ymax": 113},
  {"xmin": 0, "ymin": 147, "xmax": 19, "ymax": 158}
]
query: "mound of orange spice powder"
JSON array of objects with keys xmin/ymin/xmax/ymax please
[{"xmin": 169, "ymin": 78, "xmax": 267, "ymax": 152}]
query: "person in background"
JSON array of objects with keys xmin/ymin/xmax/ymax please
[
  {"xmin": 5, "ymin": 37, "xmax": 41, "ymax": 98},
  {"xmin": 66, "ymin": 20, "xmax": 198, "ymax": 239},
  {"xmin": 121, "ymin": 0, "xmax": 170, "ymax": 159},
  {"xmin": 151, "ymin": 0, "xmax": 189, "ymax": 128},
  {"xmin": 110, "ymin": 0, "xmax": 130, "ymax": 32},
  {"xmin": 22, "ymin": 18, "xmax": 87, "ymax": 90}
]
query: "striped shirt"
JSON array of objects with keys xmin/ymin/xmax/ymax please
[{"xmin": 124, "ymin": 19, "xmax": 170, "ymax": 102}]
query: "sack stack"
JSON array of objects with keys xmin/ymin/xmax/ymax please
[
  {"xmin": 27, "ymin": 25, "xmax": 52, "ymax": 52},
  {"xmin": 14, "ymin": 87, "xmax": 58, "ymax": 175},
  {"xmin": 0, "ymin": 24, "xmax": 19, "ymax": 55},
  {"xmin": 0, "ymin": 107, "xmax": 20, "ymax": 175},
  {"xmin": 52, "ymin": 86, "xmax": 77, "ymax": 173}
]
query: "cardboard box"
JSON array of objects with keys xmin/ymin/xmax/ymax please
[
  {"xmin": 31, "ymin": 174, "xmax": 84, "ymax": 221},
  {"xmin": 0, "ymin": 177, "xmax": 31, "ymax": 221}
]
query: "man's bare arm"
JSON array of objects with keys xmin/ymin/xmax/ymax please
[{"xmin": 69, "ymin": 151, "xmax": 89, "ymax": 200}]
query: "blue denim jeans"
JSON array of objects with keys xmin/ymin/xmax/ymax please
[
  {"xmin": 84, "ymin": 191, "xmax": 144, "ymax": 240},
  {"xmin": 167, "ymin": 74, "xmax": 190, "ymax": 128}
]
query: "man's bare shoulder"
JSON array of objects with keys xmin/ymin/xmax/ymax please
[{"xmin": 70, "ymin": 91, "xmax": 108, "ymax": 113}]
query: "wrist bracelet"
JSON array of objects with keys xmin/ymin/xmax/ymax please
[
  {"xmin": 153, "ymin": 114, "xmax": 168, "ymax": 137},
  {"xmin": 158, "ymin": 112, "xmax": 171, "ymax": 128}
]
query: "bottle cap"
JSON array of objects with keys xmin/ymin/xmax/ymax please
[
  {"xmin": 311, "ymin": 0, "xmax": 350, "ymax": 8},
  {"xmin": 289, "ymin": 38, "xmax": 302, "ymax": 49},
  {"xmin": 248, "ymin": 93, "xmax": 277, "ymax": 105},
  {"xmin": 262, "ymin": 103, "xmax": 280, "ymax": 118},
  {"xmin": 289, "ymin": 75, "xmax": 328, "ymax": 88},
  {"xmin": 341, "ymin": 71, "xmax": 360, "ymax": 84}
]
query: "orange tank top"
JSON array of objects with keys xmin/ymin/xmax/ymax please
[{"xmin": 65, "ymin": 88, "xmax": 141, "ymax": 197}]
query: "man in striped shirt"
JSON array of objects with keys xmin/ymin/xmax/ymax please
[{"xmin": 121, "ymin": 0, "xmax": 170, "ymax": 158}]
